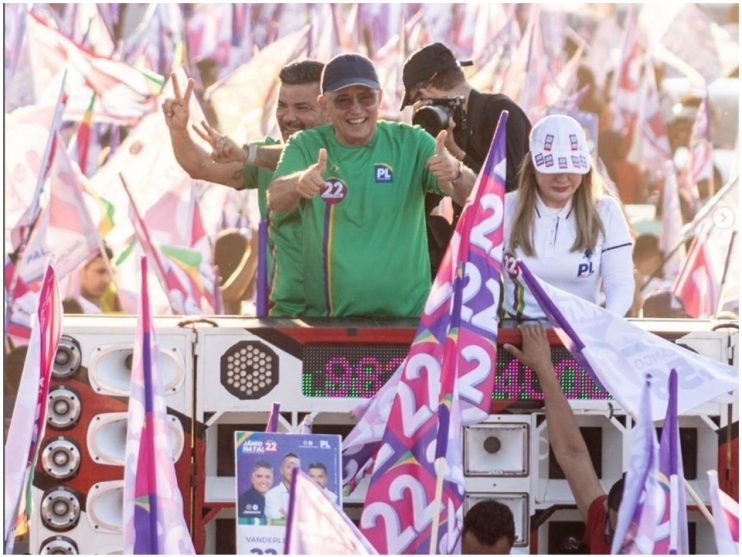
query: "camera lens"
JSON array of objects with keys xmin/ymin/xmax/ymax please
[{"xmin": 412, "ymin": 105, "xmax": 451, "ymax": 137}]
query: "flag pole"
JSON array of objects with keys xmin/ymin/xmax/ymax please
[
  {"xmin": 684, "ymin": 478, "xmax": 714, "ymax": 526},
  {"xmin": 429, "ymin": 458, "xmax": 446, "ymax": 555}
]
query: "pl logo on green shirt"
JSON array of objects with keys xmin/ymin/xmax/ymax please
[{"xmin": 373, "ymin": 164, "xmax": 394, "ymax": 183}]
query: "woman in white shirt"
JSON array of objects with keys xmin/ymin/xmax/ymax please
[{"xmin": 502, "ymin": 114, "xmax": 634, "ymax": 320}]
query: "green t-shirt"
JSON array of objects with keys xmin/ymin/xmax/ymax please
[
  {"xmin": 243, "ymin": 137, "xmax": 281, "ymax": 219},
  {"xmin": 272, "ymin": 120, "xmax": 441, "ymax": 317},
  {"xmin": 243, "ymin": 137, "xmax": 303, "ymax": 316}
]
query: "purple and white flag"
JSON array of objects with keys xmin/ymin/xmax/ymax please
[
  {"xmin": 122, "ymin": 257, "xmax": 195, "ymax": 554},
  {"xmin": 611, "ymin": 375, "xmax": 661, "ymax": 554},
  {"xmin": 3, "ymin": 266, "xmax": 62, "ymax": 553},
  {"xmin": 655, "ymin": 369, "xmax": 689, "ymax": 554},
  {"xmin": 515, "ymin": 260, "xmax": 737, "ymax": 420},
  {"xmin": 285, "ymin": 468, "xmax": 377, "ymax": 555},
  {"xmin": 355, "ymin": 113, "xmax": 507, "ymax": 554},
  {"xmin": 707, "ymin": 470, "xmax": 740, "ymax": 554}
]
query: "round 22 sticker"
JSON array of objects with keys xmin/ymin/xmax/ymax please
[{"xmin": 321, "ymin": 178, "xmax": 347, "ymax": 204}]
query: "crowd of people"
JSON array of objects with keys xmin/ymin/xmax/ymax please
[{"xmin": 6, "ymin": 4, "xmax": 736, "ymax": 553}]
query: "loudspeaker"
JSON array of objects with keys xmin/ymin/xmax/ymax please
[
  {"xmin": 464, "ymin": 492, "xmax": 530, "ymax": 547},
  {"xmin": 86, "ymin": 412, "xmax": 185, "ymax": 465},
  {"xmin": 464, "ymin": 417, "xmax": 530, "ymax": 476},
  {"xmin": 30, "ymin": 316, "xmax": 195, "ymax": 555},
  {"xmin": 86, "ymin": 481, "xmax": 123, "ymax": 533}
]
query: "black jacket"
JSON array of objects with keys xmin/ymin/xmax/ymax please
[{"xmin": 454, "ymin": 89, "xmax": 531, "ymax": 192}]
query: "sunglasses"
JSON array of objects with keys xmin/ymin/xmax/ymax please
[{"xmin": 330, "ymin": 90, "xmax": 378, "ymax": 110}]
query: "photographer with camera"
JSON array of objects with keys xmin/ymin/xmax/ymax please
[{"xmin": 401, "ymin": 43, "xmax": 531, "ymax": 192}]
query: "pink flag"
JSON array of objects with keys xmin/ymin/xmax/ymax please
[
  {"xmin": 356, "ymin": 113, "xmax": 507, "ymax": 554},
  {"xmin": 626, "ymin": 55, "xmax": 672, "ymax": 171},
  {"xmin": 689, "ymin": 92, "xmax": 714, "ymax": 184},
  {"xmin": 708, "ymin": 470, "xmax": 740, "ymax": 554},
  {"xmin": 122, "ymin": 257, "xmax": 195, "ymax": 554},
  {"xmin": 3, "ymin": 266, "xmax": 62, "ymax": 553},
  {"xmin": 26, "ymin": 10, "xmax": 162, "ymax": 125},
  {"xmin": 7, "ymin": 132, "xmax": 102, "ymax": 344},
  {"xmin": 9, "ymin": 75, "xmax": 67, "ymax": 253},
  {"xmin": 610, "ymin": 7, "xmax": 642, "ymax": 134},
  {"xmin": 285, "ymin": 469, "xmax": 377, "ymax": 554},
  {"xmin": 121, "ymin": 175, "xmax": 204, "ymax": 315},
  {"xmin": 673, "ymin": 179, "xmax": 738, "ymax": 317}
]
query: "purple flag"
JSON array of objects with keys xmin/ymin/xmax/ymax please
[
  {"xmin": 122, "ymin": 257, "xmax": 195, "ymax": 554},
  {"xmin": 655, "ymin": 369, "xmax": 689, "ymax": 554},
  {"xmin": 3, "ymin": 265, "xmax": 62, "ymax": 553},
  {"xmin": 285, "ymin": 468, "xmax": 377, "ymax": 554},
  {"xmin": 356, "ymin": 113, "xmax": 507, "ymax": 554},
  {"xmin": 611, "ymin": 375, "xmax": 661, "ymax": 554},
  {"xmin": 515, "ymin": 260, "xmax": 737, "ymax": 420},
  {"xmin": 266, "ymin": 402, "xmax": 280, "ymax": 433}
]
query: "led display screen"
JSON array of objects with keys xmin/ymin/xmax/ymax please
[{"xmin": 302, "ymin": 344, "xmax": 610, "ymax": 400}]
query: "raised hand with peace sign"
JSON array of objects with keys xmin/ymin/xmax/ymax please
[{"xmin": 162, "ymin": 72, "xmax": 194, "ymax": 133}]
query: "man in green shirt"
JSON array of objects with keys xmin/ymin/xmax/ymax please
[
  {"xmin": 268, "ymin": 54, "xmax": 476, "ymax": 317},
  {"xmin": 163, "ymin": 61, "xmax": 326, "ymax": 316}
]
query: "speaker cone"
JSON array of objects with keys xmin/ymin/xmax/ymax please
[
  {"xmin": 40, "ymin": 487, "xmax": 81, "ymax": 531},
  {"xmin": 39, "ymin": 535, "xmax": 78, "ymax": 554},
  {"xmin": 41, "ymin": 438, "xmax": 81, "ymax": 479},
  {"xmin": 53, "ymin": 337, "xmax": 82, "ymax": 379},
  {"xmin": 47, "ymin": 387, "xmax": 81, "ymax": 429}
]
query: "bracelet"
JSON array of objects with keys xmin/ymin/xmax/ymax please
[{"xmin": 243, "ymin": 143, "xmax": 257, "ymax": 165}]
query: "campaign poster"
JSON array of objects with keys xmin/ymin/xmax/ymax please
[{"xmin": 235, "ymin": 432, "xmax": 342, "ymax": 554}]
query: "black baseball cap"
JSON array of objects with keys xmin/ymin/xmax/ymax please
[
  {"xmin": 321, "ymin": 53, "xmax": 380, "ymax": 94},
  {"xmin": 400, "ymin": 43, "xmax": 473, "ymax": 110}
]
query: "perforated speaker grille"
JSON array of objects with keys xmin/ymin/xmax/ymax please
[{"xmin": 220, "ymin": 341, "xmax": 278, "ymax": 399}]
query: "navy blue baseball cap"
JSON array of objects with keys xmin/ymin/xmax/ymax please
[{"xmin": 321, "ymin": 54, "xmax": 380, "ymax": 93}]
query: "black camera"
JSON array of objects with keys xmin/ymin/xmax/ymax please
[{"xmin": 412, "ymin": 96, "xmax": 466, "ymax": 137}]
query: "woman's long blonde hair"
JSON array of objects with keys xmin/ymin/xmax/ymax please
[{"xmin": 508, "ymin": 156, "xmax": 605, "ymax": 257}]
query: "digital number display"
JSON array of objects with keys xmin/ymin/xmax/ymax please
[{"xmin": 302, "ymin": 344, "xmax": 610, "ymax": 400}]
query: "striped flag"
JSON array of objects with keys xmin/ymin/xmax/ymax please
[
  {"xmin": 122, "ymin": 257, "xmax": 195, "ymax": 554},
  {"xmin": 611, "ymin": 375, "xmax": 661, "ymax": 554},
  {"xmin": 266, "ymin": 402, "xmax": 280, "ymax": 433},
  {"xmin": 3, "ymin": 266, "xmax": 62, "ymax": 553},
  {"xmin": 655, "ymin": 369, "xmax": 689, "ymax": 554},
  {"xmin": 356, "ymin": 113, "xmax": 506, "ymax": 554},
  {"xmin": 707, "ymin": 470, "xmax": 740, "ymax": 554}
]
